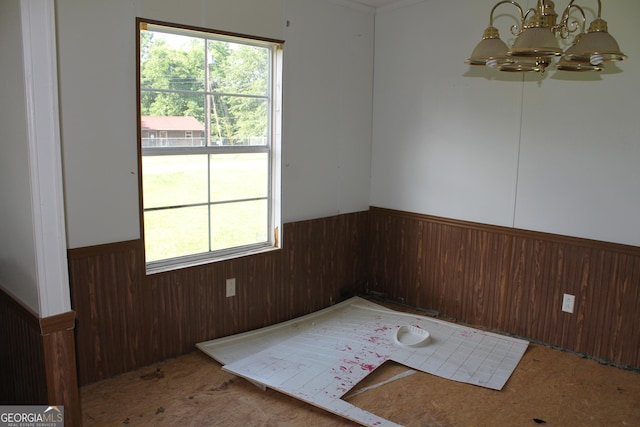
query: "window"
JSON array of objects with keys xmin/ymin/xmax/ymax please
[{"xmin": 138, "ymin": 19, "xmax": 283, "ymax": 272}]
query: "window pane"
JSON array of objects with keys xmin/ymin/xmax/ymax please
[
  {"xmin": 209, "ymin": 95, "xmax": 267, "ymax": 146},
  {"xmin": 211, "ymin": 200, "xmax": 268, "ymax": 250},
  {"xmin": 208, "ymin": 41, "xmax": 268, "ymax": 96},
  {"xmin": 141, "ymin": 95, "xmax": 206, "ymax": 147},
  {"xmin": 143, "ymin": 155, "xmax": 208, "ymax": 209},
  {"xmin": 210, "ymin": 153, "xmax": 268, "ymax": 202},
  {"xmin": 144, "ymin": 206, "xmax": 209, "ymax": 261},
  {"xmin": 141, "ymin": 32, "xmax": 205, "ymax": 91}
]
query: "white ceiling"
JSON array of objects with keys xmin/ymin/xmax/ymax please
[{"xmin": 350, "ymin": 0, "xmax": 403, "ymax": 8}]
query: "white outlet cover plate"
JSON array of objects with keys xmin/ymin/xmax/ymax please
[
  {"xmin": 562, "ymin": 293, "xmax": 575, "ymax": 313},
  {"xmin": 226, "ymin": 278, "xmax": 236, "ymax": 297}
]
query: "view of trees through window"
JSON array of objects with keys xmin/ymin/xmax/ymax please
[
  {"xmin": 139, "ymin": 21, "xmax": 281, "ymax": 269},
  {"xmin": 140, "ymin": 28, "xmax": 269, "ymax": 146}
]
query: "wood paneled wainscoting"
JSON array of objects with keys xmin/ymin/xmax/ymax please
[
  {"xmin": 0, "ymin": 287, "xmax": 80, "ymax": 426},
  {"xmin": 68, "ymin": 212, "xmax": 369, "ymax": 385},
  {"xmin": 368, "ymin": 207, "xmax": 640, "ymax": 370},
  {"xmin": 68, "ymin": 208, "xmax": 640, "ymax": 386}
]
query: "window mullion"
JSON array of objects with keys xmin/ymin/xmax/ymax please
[
  {"xmin": 205, "ymin": 38, "xmax": 213, "ymax": 253},
  {"xmin": 142, "ymin": 146, "xmax": 269, "ymax": 156}
]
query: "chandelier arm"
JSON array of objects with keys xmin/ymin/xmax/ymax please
[
  {"xmin": 488, "ymin": 1, "xmax": 525, "ymax": 28},
  {"xmin": 523, "ymin": 8, "xmax": 538, "ymax": 24},
  {"xmin": 558, "ymin": 3, "xmax": 586, "ymax": 37},
  {"xmin": 558, "ymin": 0, "xmax": 578, "ymax": 26},
  {"xmin": 568, "ymin": 0, "xmax": 602, "ymax": 19}
]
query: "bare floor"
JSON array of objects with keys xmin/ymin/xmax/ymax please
[
  {"xmin": 80, "ymin": 296, "xmax": 640, "ymax": 427},
  {"xmin": 81, "ymin": 339, "xmax": 640, "ymax": 426}
]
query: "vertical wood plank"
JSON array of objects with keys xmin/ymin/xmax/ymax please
[
  {"xmin": 42, "ymin": 326, "xmax": 80, "ymax": 426},
  {"xmin": 68, "ymin": 240, "xmax": 146, "ymax": 384},
  {"xmin": 0, "ymin": 288, "xmax": 81, "ymax": 425},
  {"xmin": 0, "ymin": 288, "xmax": 47, "ymax": 404}
]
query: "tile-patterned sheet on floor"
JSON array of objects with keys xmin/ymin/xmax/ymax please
[{"xmin": 198, "ymin": 297, "xmax": 528, "ymax": 427}]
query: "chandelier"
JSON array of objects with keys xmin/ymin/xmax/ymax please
[{"xmin": 466, "ymin": 0, "xmax": 627, "ymax": 73}]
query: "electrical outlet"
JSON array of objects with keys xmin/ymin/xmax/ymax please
[
  {"xmin": 226, "ymin": 278, "xmax": 236, "ymax": 297},
  {"xmin": 562, "ymin": 293, "xmax": 575, "ymax": 313}
]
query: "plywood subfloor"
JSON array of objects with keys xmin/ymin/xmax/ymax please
[{"xmin": 81, "ymin": 343, "xmax": 640, "ymax": 426}]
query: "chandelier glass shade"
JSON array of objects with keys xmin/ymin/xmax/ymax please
[{"xmin": 465, "ymin": 0, "xmax": 627, "ymax": 74}]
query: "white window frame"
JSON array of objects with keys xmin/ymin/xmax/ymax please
[{"xmin": 137, "ymin": 19, "xmax": 283, "ymax": 274}]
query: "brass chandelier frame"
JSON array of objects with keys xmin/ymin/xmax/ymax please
[{"xmin": 466, "ymin": 0, "xmax": 627, "ymax": 73}]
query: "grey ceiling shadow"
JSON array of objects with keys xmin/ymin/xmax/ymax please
[{"xmin": 463, "ymin": 65, "xmax": 525, "ymax": 82}]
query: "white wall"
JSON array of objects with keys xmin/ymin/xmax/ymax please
[
  {"xmin": 515, "ymin": 1, "xmax": 640, "ymax": 245},
  {"xmin": 57, "ymin": 0, "xmax": 142, "ymax": 248},
  {"xmin": 371, "ymin": 0, "xmax": 640, "ymax": 246},
  {"xmin": 57, "ymin": 0, "xmax": 375, "ymax": 248},
  {"xmin": 282, "ymin": 0, "xmax": 375, "ymax": 221},
  {"xmin": 0, "ymin": 0, "xmax": 39, "ymax": 311}
]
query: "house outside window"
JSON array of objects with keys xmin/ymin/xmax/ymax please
[
  {"xmin": 138, "ymin": 19, "xmax": 283, "ymax": 272},
  {"xmin": 141, "ymin": 116, "xmax": 205, "ymax": 147}
]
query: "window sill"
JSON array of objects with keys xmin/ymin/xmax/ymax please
[{"xmin": 145, "ymin": 244, "xmax": 281, "ymax": 276}]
